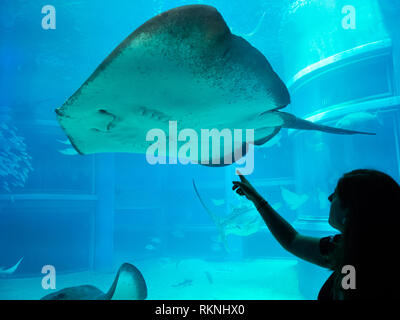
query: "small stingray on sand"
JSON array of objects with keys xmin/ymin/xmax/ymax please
[
  {"xmin": 193, "ymin": 180, "xmax": 264, "ymax": 251},
  {"xmin": 41, "ymin": 263, "xmax": 147, "ymax": 300}
]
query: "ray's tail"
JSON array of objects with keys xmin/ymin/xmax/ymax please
[
  {"xmin": 192, "ymin": 179, "xmax": 220, "ymax": 224},
  {"xmin": 277, "ymin": 111, "xmax": 376, "ymax": 135},
  {"xmin": 192, "ymin": 179, "xmax": 229, "ymax": 252}
]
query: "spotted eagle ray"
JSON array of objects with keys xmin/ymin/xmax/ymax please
[
  {"xmin": 55, "ymin": 5, "xmax": 373, "ymax": 165},
  {"xmin": 193, "ymin": 179, "xmax": 264, "ymax": 252},
  {"xmin": 40, "ymin": 263, "xmax": 147, "ymax": 300}
]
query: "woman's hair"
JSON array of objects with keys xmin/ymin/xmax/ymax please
[{"xmin": 331, "ymin": 169, "xmax": 400, "ymax": 299}]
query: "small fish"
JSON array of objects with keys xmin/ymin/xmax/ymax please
[
  {"xmin": 235, "ymin": 11, "xmax": 266, "ymax": 38},
  {"xmin": 211, "ymin": 198, "xmax": 225, "ymax": 206},
  {"xmin": 11, "ymin": 181, "xmax": 22, "ymax": 187},
  {"xmin": 3, "ymin": 182, "xmax": 10, "ymax": 193},
  {"xmin": 149, "ymin": 237, "xmax": 161, "ymax": 244},
  {"xmin": 204, "ymin": 271, "xmax": 213, "ymax": 284},
  {"xmin": 145, "ymin": 244, "xmax": 156, "ymax": 251},
  {"xmin": 58, "ymin": 148, "xmax": 79, "ymax": 156},
  {"xmin": 171, "ymin": 279, "xmax": 193, "ymax": 288},
  {"xmin": 56, "ymin": 138, "xmax": 72, "ymax": 145},
  {"xmin": 280, "ymin": 186, "xmax": 309, "ymax": 211}
]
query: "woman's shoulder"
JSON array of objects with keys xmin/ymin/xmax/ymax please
[{"xmin": 319, "ymin": 234, "xmax": 342, "ymax": 256}]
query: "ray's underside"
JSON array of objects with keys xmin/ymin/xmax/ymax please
[{"xmin": 55, "ymin": 5, "xmax": 372, "ymax": 165}]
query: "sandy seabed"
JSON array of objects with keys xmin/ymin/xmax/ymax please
[{"xmin": 0, "ymin": 257, "xmax": 304, "ymax": 300}]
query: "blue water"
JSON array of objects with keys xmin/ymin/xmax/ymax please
[{"xmin": 1, "ymin": 0, "xmax": 399, "ymax": 300}]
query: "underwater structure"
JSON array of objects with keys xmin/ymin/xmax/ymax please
[
  {"xmin": 279, "ymin": 0, "xmax": 400, "ymax": 297},
  {"xmin": 1, "ymin": 0, "xmax": 400, "ymax": 300}
]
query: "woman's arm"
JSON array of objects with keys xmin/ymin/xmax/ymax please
[{"xmin": 233, "ymin": 171, "xmax": 330, "ymax": 268}]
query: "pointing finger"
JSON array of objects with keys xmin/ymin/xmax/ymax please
[{"xmin": 236, "ymin": 170, "xmax": 249, "ymax": 184}]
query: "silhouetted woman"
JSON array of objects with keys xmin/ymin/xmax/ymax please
[{"xmin": 233, "ymin": 169, "xmax": 400, "ymax": 299}]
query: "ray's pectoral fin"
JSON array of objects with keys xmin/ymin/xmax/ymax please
[
  {"xmin": 40, "ymin": 262, "xmax": 147, "ymax": 300},
  {"xmin": 106, "ymin": 263, "xmax": 147, "ymax": 300},
  {"xmin": 0, "ymin": 257, "xmax": 24, "ymax": 275},
  {"xmin": 252, "ymin": 127, "xmax": 281, "ymax": 146},
  {"xmin": 199, "ymin": 141, "xmax": 249, "ymax": 167},
  {"xmin": 277, "ymin": 111, "xmax": 376, "ymax": 135}
]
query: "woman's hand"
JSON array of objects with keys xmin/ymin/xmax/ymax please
[{"xmin": 232, "ymin": 170, "xmax": 263, "ymax": 205}]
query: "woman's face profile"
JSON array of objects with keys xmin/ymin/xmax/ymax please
[{"xmin": 328, "ymin": 190, "xmax": 348, "ymax": 232}]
